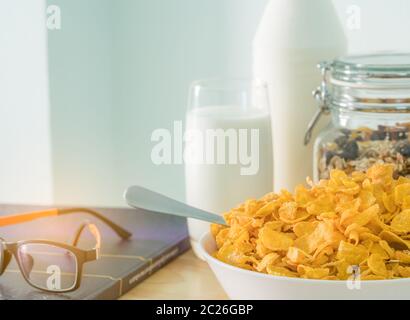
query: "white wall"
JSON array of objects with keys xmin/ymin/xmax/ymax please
[
  {"xmin": 46, "ymin": 0, "xmax": 268, "ymax": 206},
  {"xmin": 334, "ymin": 0, "xmax": 410, "ymax": 53},
  {"xmin": 2, "ymin": 0, "xmax": 410, "ymax": 207},
  {"xmin": 0, "ymin": 0, "xmax": 53, "ymax": 204},
  {"xmin": 48, "ymin": 0, "xmax": 117, "ymax": 206},
  {"xmin": 110, "ymin": 0, "xmax": 268, "ymax": 205}
]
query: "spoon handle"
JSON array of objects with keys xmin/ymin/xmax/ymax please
[{"xmin": 124, "ymin": 186, "xmax": 227, "ymax": 226}]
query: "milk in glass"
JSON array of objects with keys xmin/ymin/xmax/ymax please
[{"xmin": 185, "ymin": 101, "xmax": 272, "ymax": 259}]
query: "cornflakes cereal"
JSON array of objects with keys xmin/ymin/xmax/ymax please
[
  {"xmin": 367, "ymin": 254, "xmax": 388, "ymax": 277},
  {"xmin": 391, "ymin": 210, "xmax": 410, "ymax": 233},
  {"xmin": 395, "ymin": 250, "xmax": 410, "ymax": 264},
  {"xmin": 259, "ymin": 227, "xmax": 294, "ymax": 251},
  {"xmin": 297, "ymin": 265, "xmax": 329, "ymax": 279},
  {"xmin": 212, "ymin": 164, "xmax": 410, "ymax": 280},
  {"xmin": 256, "ymin": 253, "xmax": 280, "ymax": 272}
]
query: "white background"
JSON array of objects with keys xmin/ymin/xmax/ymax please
[
  {"xmin": 0, "ymin": 0, "xmax": 410, "ymax": 207},
  {"xmin": 0, "ymin": 0, "xmax": 52, "ymax": 204}
]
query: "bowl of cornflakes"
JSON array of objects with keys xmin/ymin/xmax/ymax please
[{"xmin": 198, "ymin": 164, "xmax": 410, "ymax": 300}]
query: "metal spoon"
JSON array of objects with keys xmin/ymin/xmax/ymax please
[{"xmin": 124, "ymin": 186, "xmax": 227, "ymax": 226}]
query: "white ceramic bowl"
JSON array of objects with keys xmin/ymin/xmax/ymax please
[{"xmin": 198, "ymin": 232, "xmax": 410, "ymax": 300}]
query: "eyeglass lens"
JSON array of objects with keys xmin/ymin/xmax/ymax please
[{"xmin": 17, "ymin": 244, "xmax": 78, "ymax": 292}]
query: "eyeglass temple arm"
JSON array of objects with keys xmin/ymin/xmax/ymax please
[
  {"xmin": 58, "ymin": 208, "xmax": 132, "ymax": 239},
  {"xmin": 72, "ymin": 222, "xmax": 102, "ymax": 261},
  {"xmin": 0, "ymin": 208, "xmax": 132, "ymax": 240}
]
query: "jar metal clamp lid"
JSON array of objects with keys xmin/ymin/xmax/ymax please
[{"xmin": 304, "ymin": 53, "xmax": 410, "ymax": 145}]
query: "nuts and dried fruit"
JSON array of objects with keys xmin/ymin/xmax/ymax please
[{"xmin": 318, "ymin": 124, "xmax": 410, "ymax": 180}]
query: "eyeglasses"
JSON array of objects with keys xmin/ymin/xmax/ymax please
[{"xmin": 0, "ymin": 208, "xmax": 132, "ymax": 293}]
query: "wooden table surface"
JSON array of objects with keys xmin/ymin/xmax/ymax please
[{"xmin": 121, "ymin": 250, "xmax": 228, "ymax": 300}]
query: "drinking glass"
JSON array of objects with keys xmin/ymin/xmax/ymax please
[{"xmin": 185, "ymin": 78, "xmax": 273, "ymax": 259}]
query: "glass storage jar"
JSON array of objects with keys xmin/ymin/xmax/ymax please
[{"xmin": 305, "ymin": 53, "xmax": 410, "ymax": 182}]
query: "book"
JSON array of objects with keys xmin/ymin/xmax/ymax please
[{"xmin": 0, "ymin": 205, "xmax": 190, "ymax": 300}]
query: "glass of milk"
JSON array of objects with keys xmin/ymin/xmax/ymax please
[{"xmin": 185, "ymin": 79, "xmax": 273, "ymax": 259}]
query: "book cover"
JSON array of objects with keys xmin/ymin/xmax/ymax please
[{"xmin": 0, "ymin": 205, "xmax": 190, "ymax": 300}]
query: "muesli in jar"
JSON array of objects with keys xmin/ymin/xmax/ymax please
[
  {"xmin": 318, "ymin": 124, "xmax": 410, "ymax": 180},
  {"xmin": 306, "ymin": 53, "xmax": 410, "ymax": 182}
]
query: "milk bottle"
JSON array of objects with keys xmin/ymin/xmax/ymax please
[{"xmin": 253, "ymin": 0, "xmax": 347, "ymax": 191}]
